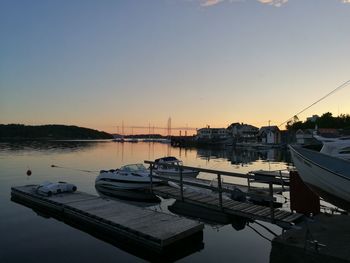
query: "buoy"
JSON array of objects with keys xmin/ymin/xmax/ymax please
[{"xmin": 26, "ymin": 170, "xmax": 32, "ymax": 176}]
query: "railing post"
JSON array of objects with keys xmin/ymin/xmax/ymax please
[
  {"xmin": 269, "ymin": 182, "xmax": 275, "ymax": 223},
  {"xmin": 279, "ymin": 170, "xmax": 285, "ymax": 191},
  {"xmin": 247, "ymin": 173, "xmax": 251, "ymax": 191},
  {"xmin": 180, "ymin": 166, "xmax": 184, "ymax": 201},
  {"xmin": 150, "ymin": 163, "xmax": 153, "ymax": 194},
  {"xmin": 217, "ymin": 173, "xmax": 223, "ymax": 210}
]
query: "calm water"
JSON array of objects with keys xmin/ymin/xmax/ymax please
[{"xmin": 0, "ymin": 141, "xmax": 291, "ymax": 263}]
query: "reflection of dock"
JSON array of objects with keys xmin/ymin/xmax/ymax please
[{"xmin": 11, "ymin": 185, "xmax": 204, "ymax": 253}]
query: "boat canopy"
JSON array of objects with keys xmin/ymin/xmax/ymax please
[
  {"xmin": 121, "ymin": 164, "xmax": 147, "ymax": 172},
  {"xmin": 155, "ymin": 156, "xmax": 179, "ymax": 163}
]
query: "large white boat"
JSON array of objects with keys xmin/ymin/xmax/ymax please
[
  {"xmin": 153, "ymin": 157, "xmax": 199, "ymax": 177},
  {"xmin": 313, "ymin": 134, "xmax": 350, "ymax": 160},
  {"xmin": 95, "ymin": 164, "xmax": 161, "ymax": 200},
  {"xmin": 289, "ymin": 144, "xmax": 350, "ymax": 211}
]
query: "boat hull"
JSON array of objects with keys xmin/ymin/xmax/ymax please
[
  {"xmin": 289, "ymin": 145, "xmax": 350, "ymax": 211},
  {"xmin": 95, "ymin": 184, "xmax": 160, "ymax": 202},
  {"xmin": 155, "ymin": 169, "xmax": 199, "ymax": 177}
]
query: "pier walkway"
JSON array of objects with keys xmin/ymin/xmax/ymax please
[
  {"xmin": 145, "ymin": 161, "xmax": 303, "ymax": 227},
  {"xmin": 152, "ymin": 185, "xmax": 302, "ymax": 227},
  {"xmin": 11, "ymin": 185, "xmax": 204, "ymax": 252}
]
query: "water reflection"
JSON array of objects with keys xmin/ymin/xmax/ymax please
[
  {"xmin": 0, "ymin": 140, "xmax": 107, "ymax": 155},
  {"xmin": 1, "ymin": 140, "xmax": 288, "ymax": 263},
  {"xmin": 196, "ymin": 147, "xmax": 290, "ymax": 166}
]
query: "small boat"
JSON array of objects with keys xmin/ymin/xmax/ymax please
[
  {"xmin": 153, "ymin": 157, "xmax": 199, "ymax": 177},
  {"xmin": 289, "ymin": 144, "xmax": 350, "ymax": 211},
  {"xmin": 313, "ymin": 134, "xmax": 350, "ymax": 160},
  {"xmin": 95, "ymin": 164, "xmax": 161, "ymax": 201},
  {"xmin": 112, "ymin": 137, "xmax": 125, "ymax": 143}
]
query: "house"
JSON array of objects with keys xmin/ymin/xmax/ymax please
[
  {"xmin": 227, "ymin": 123, "xmax": 259, "ymax": 143},
  {"xmin": 258, "ymin": 126, "xmax": 281, "ymax": 144},
  {"xmin": 295, "ymin": 129, "xmax": 314, "ymax": 145},
  {"xmin": 306, "ymin": 115, "xmax": 319, "ymax": 122},
  {"xmin": 196, "ymin": 126, "xmax": 228, "ymax": 140}
]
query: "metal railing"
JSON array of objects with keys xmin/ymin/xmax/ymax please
[{"xmin": 144, "ymin": 160, "xmax": 285, "ymax": 222}]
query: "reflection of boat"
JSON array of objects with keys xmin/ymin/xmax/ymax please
[
  {"xmin": 289, "ymin": 144, "xmax": 350, "ymax": 211},
  {"xmin": 95, "ymin": 164, "xmax": 161, "ymax": 201},
  {"xmin": 154, "ymin": 157, "xmax": 199, "ymax": 177},
  {"xmin": 313, "ymin": 134, "xmax": 350, "ymax": 160}
]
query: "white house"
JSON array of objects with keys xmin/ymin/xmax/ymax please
[
  {"xmin": 258, "ymin": 126, "xmax": 281, "ymax": 144},
  {"xmin": 196, "ymin": 126, "xmax": 228, "ymax": 140},
  {"xmin": 295, "ymin": 129, "xmax": 314, "ymax": 145},
  {"xmin": 227, "ymin": 122, "xmax": 259, "ymax": 142}
]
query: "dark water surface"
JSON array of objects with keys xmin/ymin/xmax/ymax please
[{"xmin": 0, "ymin": 141, "xmax": 291, "ymax": 263}]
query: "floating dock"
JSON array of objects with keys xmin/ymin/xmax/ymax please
[{"xmin": 11, "ymin": 185, "xmax": 204, "ymax": 252}]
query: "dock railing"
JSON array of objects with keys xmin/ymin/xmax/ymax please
[{"xmin": 144, "ymin": 161, "xmax": 289, "ymax": 222}]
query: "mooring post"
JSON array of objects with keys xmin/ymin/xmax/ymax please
[
  {"xmin": 217, "ymin": 173, "xmax": 223, "ymax": 210},
  {"xmin": 180, "ymin": 166, "xmax": 184, "ymax": 201},
  {"xmin": 150, "ymin": 164, "xmax": 153, "ymax": 194},
  {"xmin": 269, "ymin": 182, "xmax": 275, "ymax": 223}
]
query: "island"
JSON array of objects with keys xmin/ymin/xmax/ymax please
[{"xmin": 0, "ymin": 124, "xmax": 114, "ymax": 140}]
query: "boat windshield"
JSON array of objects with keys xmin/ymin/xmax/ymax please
[{"xmin": 121, "ymin": 164, "xmax": 147, "ymax": 172}]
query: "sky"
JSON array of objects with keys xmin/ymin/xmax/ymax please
[{"xmin": 1, "ymin": 0, "xmax": 350, "ymax": 134}]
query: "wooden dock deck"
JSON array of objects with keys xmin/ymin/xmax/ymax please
[
  {"xmin": 145, "ymin": 160, "xmax": 303, "ymax": 228},
  {"xmin": 11, "ymin": 185, "xmax": 204, "ymax": 252},
  {"xmin": 152, "ymin": 185, "xmax": 303, "ymax": 227}
]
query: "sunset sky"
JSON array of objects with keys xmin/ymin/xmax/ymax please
[{"xmin": 1, "ymin": 0, "xmax": 350, "ymax": 134}]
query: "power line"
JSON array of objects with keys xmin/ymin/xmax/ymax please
[{"xmin": 279, "ymin": 79, "xmax": 350, "ymax": 127}]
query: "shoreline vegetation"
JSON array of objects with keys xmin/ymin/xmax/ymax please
[{"xmin": 0, "ymin": 124, "xmax": 113, "ymax": 140}]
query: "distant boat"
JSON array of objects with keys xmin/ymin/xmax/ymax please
[
  {"xmin": 289, "ymin": 144, "xmax": 350, "ymax": 211},
  {"xmin": 112, "ymin": 137, "xmax": 125, "ymax": 143},
  {"xmin": 95, "ymin": 164, "xmax": 161, "ymax": 201},
  {"xmin": 126, "ymin": 138, "xmax": 138, "ymax": 143},
  {"xmin": 154, "ymin": 157, "xmax": 199, "ymax": 177},
  {"xmin": 313, "ymin": 134, "xmax": 350, "ymax": 160}
]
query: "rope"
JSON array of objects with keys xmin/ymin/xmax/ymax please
[
  {"xmin": 50, "ymin": 164, "xmax": 99, "ymax": 174},
  {"xmin": 279, "ymin": 79, "xmax": 350, "ymax": 127},
  {"xmin": 252, "ymin": 221, "xmax": 279, "ymax": 237},
  {"xmin": 247, "ymin": 224, "xmax": 272, "ymax": 242}
]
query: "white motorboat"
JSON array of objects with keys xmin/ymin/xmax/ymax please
[
  {"xmin": 313, "ymin": 134, "xmax": 350, "ymax": 160},
  {"xmin": 153, "ymin": 157, "xmax": 199, "ymax": 177},
  {"xmin": 95, "ymin": 164, "xmax": 161, "ymax": 200},
  {"xmin": 289, "ymin": 144, "xmax": 350, "ymax": 211}
]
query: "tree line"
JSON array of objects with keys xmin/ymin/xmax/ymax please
[
  {"xmin": 0, "ymin": 124, "xmax": 113, "ymax": 140},
  {"xmin": 286, "ymin": 112, "xmax": 350, "ymax": 131}
]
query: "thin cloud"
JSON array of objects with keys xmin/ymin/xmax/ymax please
[
  {"xmin": 257, "ymin": 0, "xmax": 288, "ymax": 7},
  {"xmin": 197, "ymin": 0, "xmax": 349, "ymax": 8},
  {"xmin": 200, "ymin": 0, "xmax": 223, "ymax": 6},
  {"xmin": 198, "ymin": 0, "xmax": 288, "ymax": 7}
]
